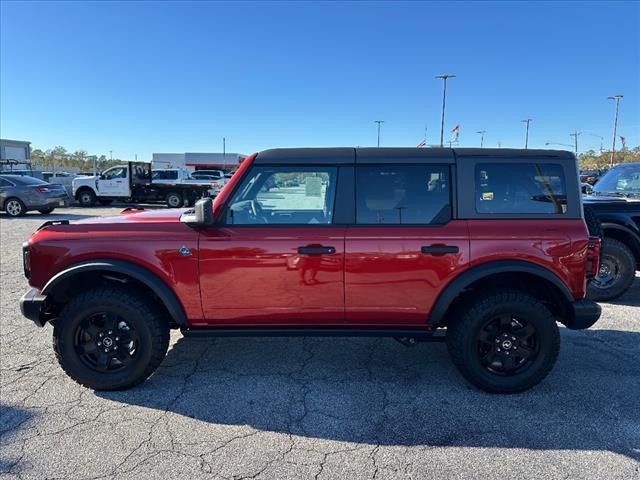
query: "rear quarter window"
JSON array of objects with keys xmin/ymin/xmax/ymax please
[{"xmin": 476, "ymin": 163, "xmax": 567, "ymax": 214}]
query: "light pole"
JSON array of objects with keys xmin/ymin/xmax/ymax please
[
  {"xmin": 436, "ymin": 74, "xmax": 455, "ymax": 147},
  {"xmin": 476, "ymin": 129, "xmax": 486, "ymax": 148},
  {"xmin": 109, "ymin": 150, "xmax": 113, "ymax": 161},
  {"xmin": 608, "ymin": 95, "xmax": 623, "ymax": 167},
  {"xmin": 569, "ymin": 131, "xmax": 581, "ymax": 156},
  {"xmin": 584, "ymin": 133, "xmax": 604, "ymax": 153},
  {"xmin": 374, "ymin": 120, "xmax": 385, "ymax": 148},
  {"xmin": 522, "ymin": 118, "xmax": 533, "ymax": 149}
]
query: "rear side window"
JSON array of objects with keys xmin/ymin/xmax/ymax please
[
  {"xmin": 476, "ymin": 163, "xmax": 567, "ymax": 214},
  {"xmin": 356, "ymin": 165, "xmax": 451, "ymax": 224}
]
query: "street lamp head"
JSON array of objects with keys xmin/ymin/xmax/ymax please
[
  {"xmin": 435, "ymin": 74, "xmax": 456, "ymax": 79},
  {"xmin": 608, "ymin": 95, "xmax": 623, "ymax": 100}
]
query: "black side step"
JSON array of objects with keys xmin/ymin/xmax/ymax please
[{"xmin": 181, "ymin": 327, "xmax": 445, "ymax": 341}]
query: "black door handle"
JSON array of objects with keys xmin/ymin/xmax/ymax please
[
  {"xmin": 298, "ymin": 246, "xmax": 336, "ymax": 255},
  {"xmin": 421, "ymin": 245, "xmax": 459, "ymax": 255}
]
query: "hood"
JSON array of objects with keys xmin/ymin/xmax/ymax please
[
  {"xmin": 73, "ymin": 208, "xmax": 187, "ymax": 225},
  {"xmin": 583, "ymin": 194, "xmax": 640, "ymax": 204}
]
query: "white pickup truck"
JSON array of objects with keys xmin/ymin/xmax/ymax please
[{"xmin": 72, "ymin": 162, "xmax": 216, "ymax": 208}]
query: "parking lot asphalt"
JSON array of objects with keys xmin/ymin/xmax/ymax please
[{"xmin": 1, "ymin": 207, "xmax": 639, "ymax": 480}]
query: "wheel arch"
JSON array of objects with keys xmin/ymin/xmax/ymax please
[
  {"xmin": 42, "ymin": 259, "xmax": 187, "ymax": 327},
  {"xmin": 601, "ymin": 222, "xmax": 640, "ymax": 267},
  {"xmin": 74, "ymin": 185, "xmax": 96, "ymax": 199},
  {"xmin": 428, "ymin": 260, "xmax": 575, "ymax": 327}
]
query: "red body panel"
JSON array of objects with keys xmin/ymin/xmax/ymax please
[
  {"xmin": 467, "ymin": 219, "xmax": 590, "ymax": 299},
  {"xmin": 344, "ymin": 222, "xmax": 470, "ymax": 325},
  {"xmin": 27, "ymin": 210, "xmax": 202, "ymax": 321},
  {"xmin": 197, "ymin": 226, "xmax": 345, "ymax": 326}
]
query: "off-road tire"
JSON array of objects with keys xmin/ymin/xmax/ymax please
[
  {"xmin": 53, "ymin": 286, "xmax": 170, "ymax": 390},
  {"xmin": 587, "ymin": 238, "xmax": 635, "ymax": 302},
  {"xmin": 583, "ymin": 206, "xmax": 603, "ymax": 240},
  {"xmin": 446, "ymin": 289, "xmax": 560, "ymax": 394},
  {"xmin": 37, "ymin": 208, "xmax": 55, "ymax": 214},
  {"xmin": 166, "ymin": 191, "xmax": 183, "ymax": 208},
  {"xmin": 77, "ymin": 189, "xmax": 97, "ymax": 207}
]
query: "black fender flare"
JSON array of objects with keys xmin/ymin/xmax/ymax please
[
  {"xmin": 601, "ymin": 222, "xmax": 640, "ymax": 249},
  {"xmin": 427, "ymin": 260, "xmax": 574, "ymax": 326},
  {"xmin": 42, "ymin": 259, "xmax": 187, "ymax": 326}
]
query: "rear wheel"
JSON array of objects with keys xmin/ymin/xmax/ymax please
[
  {"xmin": 53, "ymin": 287, "xmax": 170, "ymax": 390},
  {"xmin": 77, "ymin": 189, "xmax": 96, "ymax": 207},
  {"xmin": 587, "ymin": 238, "xmax": 635, "ymax": 301},
  {"xmin": 38, "ymin": 207, "xmax": 55, "ymax": 214},
  {"xmin": 446, "ymin": 289, "xmax": 560, "ymax": 394},
  {"xmin": 166, "ymin": 191, "xmax": 182, "ymax": 208},
  {"xmin": 4, "ymin": 198, "xmax": 26, "ymax": 217}
]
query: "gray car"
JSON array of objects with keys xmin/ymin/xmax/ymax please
[{"xmin": 0, "ymin": 174, "xmax": 70, "ymax": 217}]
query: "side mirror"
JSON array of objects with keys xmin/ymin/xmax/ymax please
[{"xmin": 194, "ymin": 197, "xmax": 214, "ymax": 226}]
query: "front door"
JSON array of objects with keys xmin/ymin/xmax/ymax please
[
  {"xmin": 345, "ymin": 164, "xmax": 469, "ymax": 326},
  {"xmin": 198, "ymin": 165, "xmax": 345, "ymax": 325},
  {"xmin": 98, "ymin": 166, "xmax": 129, "ymax": 196}
]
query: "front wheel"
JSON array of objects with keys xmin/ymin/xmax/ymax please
[
  {"xmin": 77, "ymin": 189, "xmax": 96, "ymax": 207},
  {"xmin": 587, "ymin": 238, "xmax": 635, "ymax": 302},
  {"xmin": 446, "ymin": 289, "xmax": 560, "ymax": 394},
  {"xmin": 53, "ymin": 287, "xmax": 170, "ymax": 390}
]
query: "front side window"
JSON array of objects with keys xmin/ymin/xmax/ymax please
[
  {"xmin": 356, "ymin": 165, "xmax": 451, "ymax": 224},
  {"xmin": 103, "ymin": 167, "xmax": 127, "ymax": 180},
  {"xmin": 476, "ymin": 163, "xmax": 567, "ymax": 214},
  {"xmin": 226, "ymin": 166, "xmax": 337, "ymax": 225}
]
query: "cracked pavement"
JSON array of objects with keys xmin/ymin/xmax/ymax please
[{"xmin": 1, "ymin": 207, "xmax": 639, "ymax": 479}]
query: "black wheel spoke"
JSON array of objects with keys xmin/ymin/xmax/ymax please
[
  {"xmin": 84, "ymin": 323, "xmax": 101, "ymax": 338},
  {"xmin": 502, "ymin": 355, "xmax": 516, "ymax": 372},
  {"xmin": 77, "ymin": 341, "xmax": 98, "ymax": 356},
  {"xmin": 516, "ymin": 344, "xmax": 534, "ymax": 359},
  {"xmin": 498, "ymin": 314, "xmax": 512, "ymax": 333},
  {"xmin": 514, "ymin": 324, "xmax": 536, "ymax": 341},
  {"xmin": 103, "ymin": 313, "xmax": 118, "ymax": 332},
  {"xmin": 95, "ymin": 353, "xmax": 112, "ymax": 372},
  {"xmin": 477, "ymin": 329, "xmax": 493, "ymax": 345},
  {"xmin": 115, "ymin": 349, "xmax": 133, "ymax": 365}
]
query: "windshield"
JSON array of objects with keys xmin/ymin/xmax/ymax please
[{"xmin": 593, "ymin": 164, "xmax": 640, "ymax": 196}]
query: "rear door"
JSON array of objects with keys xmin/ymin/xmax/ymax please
[
  {"xmin": 345, "ymin": 154, "xmax": 469, "ymax": 326},
  {"xmin": 198, "ymin": 163, "xmax": 347, "ymax": 325}
]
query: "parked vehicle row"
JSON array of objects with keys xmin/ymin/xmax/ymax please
[{"xmin": 20, "ymin": 147, "xmax": 603, "ymax": 394}]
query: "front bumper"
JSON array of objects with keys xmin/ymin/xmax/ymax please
[
  {"xmin": 20, "ymin": 288, "xmax": 48, "ymax": 327},
  {"xmin": 563, "ymin": 298, "xmax": 602, "ymax": 330}
]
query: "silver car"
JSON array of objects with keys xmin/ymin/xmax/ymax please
[{"xmin": 0, "ymin": 174, "xmax": 70, "ymax": 217}]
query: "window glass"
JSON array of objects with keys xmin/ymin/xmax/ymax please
[
  {"xmin": 475, "ymin": 163, "xmax": 567, "ymax": 214},
  {"xmin": 103, "ymin": 167, "xmax": 127, "ymax": 180},
  {"xmin": 12, "ymin": 175, "xmax": 47, "ymax": 185},
  {"xmin": 356, "ymin": 165, "xmax": 451, "ymax": 224},
  {"xmin": 227, "ymin": 166, "xmax": 337, "ymax": 225},
  {"xmin": 152, "ymin": 170, "xmax": 178, "ymax": 180},
  {"xmin": 593, "ymin": 164, "xmax": 640, "ymax": 196}
]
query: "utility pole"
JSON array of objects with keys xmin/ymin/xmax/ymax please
[
  {"xmin": 569, "ymin": 131, "xmax": 582, "ymax": 156},
  {"xmin": 521, "ymin": 118, "xmax": 533, "ymax": 149},
  {"xmin": 374, "ymin": 120, "xmax": 385, "ymax": 148},
  {"xmin": 109, "ymin": 150, "xmax": 113, "ymax": 162},
  {"xmin": 476, "ymin": 129, "xmax": 486, "ymax": 148},
  {"xmin": 608, "ymin": 95, "xmax": 623, "ymax": 167},
  {"xmin": 436, "ymin": 74, "xmax": 455, "ymax": 147}
]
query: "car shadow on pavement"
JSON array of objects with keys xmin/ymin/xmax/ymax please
[
  {"xmin": 607, "ymin": 275, "xmax": 640, "ymax": 307},
  {"xmin": 98, "ymin": 327, "xmax": 640, "ymax": 462}
]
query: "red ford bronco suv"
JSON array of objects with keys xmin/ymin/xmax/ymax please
[{"xmin": 20, "ymin": 148, "xmax": 602, "ymax": 393}]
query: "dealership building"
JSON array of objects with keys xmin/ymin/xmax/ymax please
[{"xmin": 152, "ymin": 152, "xmax": 246, "ymax": 171}]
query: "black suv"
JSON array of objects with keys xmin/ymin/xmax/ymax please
[{"xmin": 584, "ymin": 162, "xmax": 640, "ymax": 301}]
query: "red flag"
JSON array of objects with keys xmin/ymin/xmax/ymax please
[
  {"xmin": 416, "ymin": 140, "xmax": 426, "ymax": 148},
  {"xmin": 451, "ymin": 124, "xmax": 460, "ymax": 142}
]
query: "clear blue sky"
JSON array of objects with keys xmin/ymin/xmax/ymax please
[{"xmin": 1, "ymin": 1, "xmax": 639, "ymax": 160}]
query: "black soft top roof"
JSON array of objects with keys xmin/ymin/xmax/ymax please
[{"xmin": 254, "ymin": 147, "xmax": 575, "ymax": 165}]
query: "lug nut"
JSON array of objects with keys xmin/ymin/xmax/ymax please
[
  {"xmin": 115, "ymin": 337, "xmax": 119, "ymax": 341},
  {"xmin": 97, "ymin": 341, "xmax": 102, "ymax": 346},
  {"xmin": 104, "ymin": 348, "xmax": 108, "ymax": 353},
  {"xmin": 114, "ymin": 346, "xmax": 118, "ymax": 350},
  {"xmin": 99, "ymin": 333, "xmax": 103, "ymax": 338},
  {"xmin": 497, "ymin": 348, "xmax": 501, "ymax": 352},
  {"xmin": 108, "ymin": 331, "xmax": 113, "ymax": 335}
]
